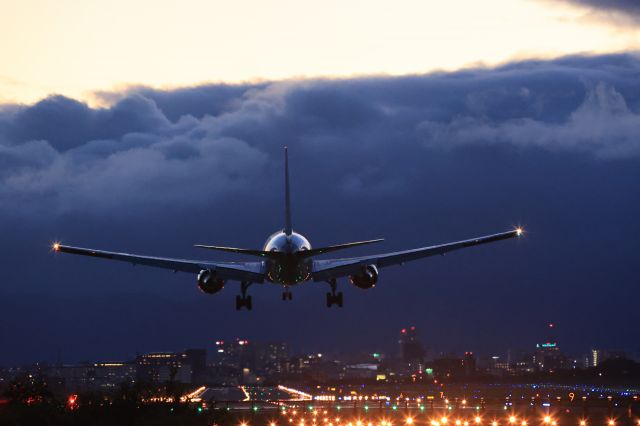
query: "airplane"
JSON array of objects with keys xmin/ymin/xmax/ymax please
[{"xmin": 52, "ymin": 147, "xmax": 524, "ymax": 310}]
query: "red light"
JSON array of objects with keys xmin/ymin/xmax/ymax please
[
  {"xmin": 401, "ymin": 329, "xmax": 406, "ymax": 334},
  {"xmin": 67, "ymin": 394, "xmax": 78, "ymax": 410}
]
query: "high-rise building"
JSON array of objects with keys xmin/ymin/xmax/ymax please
[
  {"xmin": 463, "ymin": 352, "xmax": 476, "ymax": 378},
  {"xmin": 534, "ymin": 342, "xmax": 566, "ymax": 372},
  {"xmin": 399, "ymin": 326, "xmax": 425, "ymax": 370}
]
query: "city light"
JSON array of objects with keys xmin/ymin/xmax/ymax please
[
  {"xmin": 608, "ymin": 420, "xmax": 615, "ymax": 426},
  {"xmin": 442, "ymin": 417, "xmax": 448, "ymax": 424},
  {"xmin": 544, "ymin": 417, "xmax": 551, "ymax": 424},
  {"xmin": 510, "ymin": 417, "xmax": 517, "ymax": 424},
  {"xmin": 476, "ymin": 417, "xmax": 482, "ymax": 424},
  {"xmin": 580, "ymin": 421, "xmax": 586, "ymax": 426},
  {"xmin": 493, "ymin": 421, "xmax": 499, "ymax": 426},
  {"xmin": 456, "ymin": 420, "xmax": 462, "ymax": 426}
]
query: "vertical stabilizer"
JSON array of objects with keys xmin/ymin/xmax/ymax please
[{"xmin": 284, "ymin": 147, "xmax": 293, "ymax": 235}]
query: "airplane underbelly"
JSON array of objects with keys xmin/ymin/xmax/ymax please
[{"xmin": 267, "ymin": 259, "xmax": 311, "ymax": 285}]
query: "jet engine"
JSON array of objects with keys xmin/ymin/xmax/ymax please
[
  {"xmin": 349, "ymin": 264, "xmax": 379, "ymax": 289},
  {"xmin": 197, "ymin": 269, "xmax": 225, "ymax": 294}
]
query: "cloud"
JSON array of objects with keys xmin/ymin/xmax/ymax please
[
  {"xmin": 1, "ymin": 53, "xmax": 640, "ymax": 363},
  {"xmin": 0, "ymin": 53, "xmax": 639, "ymax": 216},
  {"xmin": 418, "ymin": 82, "xmax": 640, "ymax": 158},
  {"xmin": 545, "ymin": 0, "xmax": 640, "ymax": 25}
]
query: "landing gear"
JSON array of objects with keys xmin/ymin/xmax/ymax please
[
  {"xmin": 236, "ymin": 281, "xmax": 253, "ymax": 311},
  {"xmin": 282, "ymin": 288, "xmax": 293, "ymax": 301},
  {"xmin": 326, "ymin": 278, "xmax": 343, "ymax": 308}
]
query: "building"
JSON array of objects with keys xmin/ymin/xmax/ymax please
[
  {"xmin": 399, "ymin": 326, "xmax": 425, "ymax": 370},
  {"xmin": 136, "ymin": 349, "xmax": 205, "ymax": 384},
  {"xmin": 534, "ymin": 342, "xmax": 566, "ymax": 372}
]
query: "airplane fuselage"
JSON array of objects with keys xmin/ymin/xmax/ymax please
[{"xmin": 263, "ymin": 230, "xmax": 312, "ymax": 285}]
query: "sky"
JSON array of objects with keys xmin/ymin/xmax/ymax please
[{"xmin": 0, "ymin": 1, "xmax": 639, "ymax": 365}]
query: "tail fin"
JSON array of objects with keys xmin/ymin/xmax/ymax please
[{"xmin": 284, "ymin": 147, "xmax": 292, "ymax": 236}]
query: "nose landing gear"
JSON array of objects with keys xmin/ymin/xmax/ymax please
[
  {"xmin": 326, "ymin": 278, "xmax": 343, "ymax": 308},
  {"xmin": 282, "ymin": 288, "xmax": 293, "ymax": 301}
]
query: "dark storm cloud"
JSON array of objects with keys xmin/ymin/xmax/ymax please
[
  {"xmin": 1, "ymin": 53, "xmax": 639, "ymax": 363},
  {"xmin": 545, "ymin": 0, "xmax": 640, "ymax": 25},
  {"xmin": 557, "ymin": 0, "xmax": 640, "ymax": 14}
]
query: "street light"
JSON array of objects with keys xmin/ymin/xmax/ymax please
[
  {"xmin": 544, "ymin": 417, "xmax": 551, "ymax": 424},
  {"xmin": 509, "ymin": 417, "xmax": 517, "ymax": 424},
  {"xmin": 476, "ymin": 417, "xmax": 482, "ymax": 424},
  {"xmin": 406, "ymin": 418, "xmax": 414, "ymax": 425}
]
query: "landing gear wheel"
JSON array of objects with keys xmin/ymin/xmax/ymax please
[
  {"xmin": 325, "ymin": 279, "xmax": 343, "ymax": 307},
  {"xmin": 236, "ymin": 295, "xmax": 252, "ymax": 310},
  {"xmin": 236, "ymin": 282, "xmax": 253, "ymax": 310},
  {"xmin": 326, "ymin": 291, "xmax": 343, "ymax": 308}
]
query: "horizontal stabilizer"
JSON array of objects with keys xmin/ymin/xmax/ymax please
[
  {"xmin": 297, "ymin": 238, "xmax": 384, "ymax": 258},
  {"xmin": 193, "ymin": 245, "xmax": 274, "ymax": 257}
]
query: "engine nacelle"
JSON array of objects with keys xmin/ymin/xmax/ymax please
[
  {"xmin": 349, "ymin": 264, "xmax": 379, "ymax": 289},
  {"xmin": 197, "ymin": 269, "xmax": 225, "ymax": 294}
]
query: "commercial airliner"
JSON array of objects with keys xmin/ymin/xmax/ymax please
[{"xmin": 52, "ymin": 147, "xmax": 524, "ymax": 310}]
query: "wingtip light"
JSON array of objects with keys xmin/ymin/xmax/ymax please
[
  {"xmin": 515, "ymin": 227, "xmax": 524, "ymax": 236},
  {"xmin": 52, "ymin": 242, "xmax": 60, "ymax": 252}
]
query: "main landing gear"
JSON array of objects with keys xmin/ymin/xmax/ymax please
[
  {"xmin": 326, "ymin": 278, "xmax": 343, "ymax": 308},
  {"xmin": 236, "ymin": 281, "xmax": 252, "ymax": 311},
  {"xmin": 282, "ymin": 288, "xmax": 293, "ymax": 301}
]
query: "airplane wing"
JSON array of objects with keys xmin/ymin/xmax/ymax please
[
  {"xmin": 311, "ymin": 229, "xmax": 522, "ymax": 282},
  {"xmin": 53, "ymin": 244, "xmax": 266, "ymax": 282}
]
